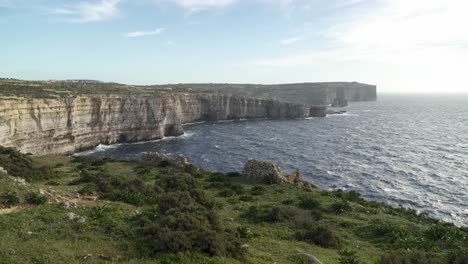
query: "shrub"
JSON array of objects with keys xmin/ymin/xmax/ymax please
[
  {"xmin": 207, "ymin": 173, "xmax": 230, "ymax": 183},
  {"xmin": 46, "ymin": 180, "xmax": 60, "ymax": 186},
  {"xmin": 158, "ymin": 160, "xmax": 171, "ymax": 168},
  {"xmin": 184, "ymin": 164, "xmax": 206, "ymax": 178},
  {"xmin": 72, "ymin": 169, "xmax": 157, "ymax": 205},
  {"xmin": 332, "ymin": 189, "xmax": 364, "ymax": 203},
  {"xmin": 226, "ymin": 172, "xmax": 241, "ymax": 178},
  {"xmin": 138, "ymin": 173, "xmax": 244, "ymax": 258},
  {"xmin": 296, "ymin": 226, "xmax": 341, "ymax": 249},
  {"xmin": 297, "ymin": 194, "xmax": 321, "ymax": 210},
  {"xmin": 90, "ymin": 159, "xmax": 107, "ymax": 167},
  {"xmin": 218, "ymin": 189, "xmax": 237, "ymax": 198},
  {"xmin": 239, "ymin": 195, "xmax": 257, "ymax": 202},
  {"xmin": 237, "ymin": 226, "xmax": 254, "ymax": 239},
  {"xmin": 250, "ymin": 186, "xmax": 266, "ymax": 196},
  {"xmin": 243, "ymin": 206, "xmax": 283, "ymax": 223},
  {"xmin": 0, "ymin": 148, "xmax": 57, "ymax": 182},
  {"xmin": 338, "ymin": 249, "xmax": 360, "ymax": 264},
  {"xmin": 26, "ymin": 192, "xmax": 48, "ymax": 205},
  {"xmin": 377, "ymin": 251, "xmax": 446, "ymax": 264},
  {"xmin": 87, "ymin": 205, "xmax": 113, "ymax": 219},
  {"xmin": 330, "ymin": 201, "xmax": 352, "ymax": 214},
  {"xmin": 1, "ymin": 192, "xmax": 20, "ymax": 207},
  {"xmin": 78, "ymin": 183, "xmax": 96, "ymax": 195}
]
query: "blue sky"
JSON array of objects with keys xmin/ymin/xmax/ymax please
[{"xmin": 2, "ymin": 0, "xmax": 468, "ymax": 93}]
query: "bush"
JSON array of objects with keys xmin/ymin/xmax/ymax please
[
  {"xmin": 297, "ymin": 194, "xmax": 321, "ymax": 210},
  {"xmin": 138, "ymin": 174, "xmax": 244, "ymax": 258},
  {"xmin": 1, "ymin": 192, "xmax": 20, "ymax": 207},
  {"xmin": 72, "ymin": 169, "xmax": 157, "ymax": 205},
  {"xmin": 0, "ymin": 147, "xmax": 57, "ymax": 182},
  {"xmin": 377, "ymin": 251, "xmax": 446, "ymax": 264},
  {"xmin": 250, "ymin": 186, "xmax": 266, "ymax": 196},
  {"xmin": 330, "ymin": 201, "xmax": 352, "ymax": 214},
  {"xmin": 46, "ymin": 180, "xmax": 60, "ymax": 186},
  {"xmin": 239, "ymin": 195, "xmax": 257, "ymax": 202},
  {"xmin": 158, "ymin": 160, "xmax": 171, "ymax": 168},
  {"xmin": 296, "ymin": 226, "xmax": 341, "ymax": 249},
  {"xmin": 26, "ymin": 192, "xmax": 48, "ymax": 205},
  {"xmin": 207, "ymin": 173, "xmax": 230, "ymax": 183},
  {"xmin": 243, "ymin": 206, "xmax": 282, "ymax": 223},
  {"xmin": 332, "ymin": 189, "xmax": 364, "ymax": 203},
  {"xmin": 338, "ymin": 249, "xmax": 360, "ymax": 264},
  {"xmin": 237, "ymin": 226, "xmax": 254, "ymax": 239},
  {"xmin": 90, "ymin": 159, "xmax": 107, "ymax": 167},
  {"xmin": 226, "ymin": 172, "xmax": 241, "ymax": 178},
  {"xmin": 78, "ymin": 183, "xmax": 96, "ymax": 195}
]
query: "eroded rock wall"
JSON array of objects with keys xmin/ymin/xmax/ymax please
[{"xmin": 0, "ymin": 93, "xmax": 318, "ymax": 155}]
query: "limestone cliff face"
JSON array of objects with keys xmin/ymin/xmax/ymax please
[
  {"xmin": 0, "ymin": 93, "xmax": 320, "ymax": 155},
  {"xmin": 180, "ymin": 82, "xmax": 377, "ymax": 106}
]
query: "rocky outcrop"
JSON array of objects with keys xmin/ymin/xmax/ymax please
[
  {"xmin": 0, "ymin": 93, "xmax": 323, "ymax": 155},
  {"xmin": 140, "ymin": 152, "xmax": 189, "ymax": 168},
  {"xmin": 242, "ymin": 159, "xmax": 287, "ymax": 183},
  {"xmin": 241, "ymin": 159, "xmax": 317, "ymax": 189}
]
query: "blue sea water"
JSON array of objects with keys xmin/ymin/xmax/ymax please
[{"xmin": 78, "ymin": 94, "xmax": 468, "ymax": 226}]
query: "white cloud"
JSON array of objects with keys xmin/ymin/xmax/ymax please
[
  {"xmin": 280, "ymin": 37, "xmax": 301, "ymax": 45},
  {"xmin": 255, "ymin": 0, "xmax": 468, "ymax": 66},
  {"xmin": 51, "ymin": 0, "xmax": 121, "ymax": 23},
  {"xmin": 124, "ymin": 28, "xmax": 165, "ymax": 38},
  {"xmin": 174, "ymin": 0, "xmax": 235, "ymax": 12},
  {"xmin": 253, "ymin": 0, "xmax": 468, "ymax": 92}
]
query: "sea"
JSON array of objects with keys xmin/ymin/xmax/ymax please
[{"xmin": 76, "ymin": 94, "xmax": 468, "ymax": 226}]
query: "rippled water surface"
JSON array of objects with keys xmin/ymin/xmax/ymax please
[{"xmin": 78, "ymin": 94, "xmax": 468, "ymax": 226}]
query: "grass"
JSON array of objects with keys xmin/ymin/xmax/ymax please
[{"xmin": 0, "ymin": 153, "xmax": 467, "ymax": 263}]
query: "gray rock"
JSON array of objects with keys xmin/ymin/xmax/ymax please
[
  {"xmin": 75, "ymin": 216, "xmax": 87, "ymax": 223},
  {"xmin": 296, "ymin": 251, "xmax": 323, "ymax": 264},
  {"xmin": 62, "ymin": 212, "xmax": 76, "ymax": 220},
  {"xmin": 286, "ymin": 170, "xmax": 318, "ymax": 190},
  {"xmin": 241, "ymin": 159, "xmax": 286, "ymax": 183},
  {"xmin": 140, "ymin": 152, "xmax": 189, "ymax": 168}
]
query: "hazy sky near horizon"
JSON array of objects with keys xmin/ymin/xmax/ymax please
[{"xmin": 2, "ymin": 0, "xmax": 468, "ymax": 93}]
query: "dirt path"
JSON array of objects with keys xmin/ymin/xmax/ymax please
[{"xmin": 0, "ymin": 206, "xmax": 21, "ymax": 215}]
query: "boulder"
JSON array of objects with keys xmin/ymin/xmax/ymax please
[
  {"xmin": 286, "ymin": 170, "xmax": 318, "ymax": 190},
  {"xmin": 242, "ymin": 160, "xmax": 318, "ymax": 189},
  {"xmin": 62, "ymin": 212, "xmax": 76, "ymax": 220},
  {"xmin": 140, "ymin": 152, "xmax": 189, "ymax": 168},
  {"xmin": 241, "ymin": 159, "xmax": 286, "ymax": 183},
  {"xmin": 296, "ymin": 251, "xmax": 323, "ymax": 264}
]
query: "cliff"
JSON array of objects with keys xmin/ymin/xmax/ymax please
[
  {"xmin": 173, "ymin": 82, "xmax": 377, "ymax": 106},
  {"xmin": 0, "ymin": 93, "xmax": 324, "ymax": 155}
]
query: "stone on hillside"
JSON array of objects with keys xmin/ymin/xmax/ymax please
[
  {"xmin": 241, "ymin": 160, "xmax": 286, "ymax": 183},
  {"xmin": 140, "ymin": 152, "xmax": 189, "ymax": 168},
  {"xmin": 62, "ymin": 212, "xmax": 76, "ymax": 220},
  {"xmin": 75, "ymin": 216, "xmax": 87, "ymax": 223},
  {"xmin": 286, "ymin": 170, "xmax": 318, "ymax": 190},
  {"xmin": 296, "ymin": 251, "xmax": 323, "ymax": 264}
]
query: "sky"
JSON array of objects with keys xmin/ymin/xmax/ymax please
[{"xmin": 1, "ymin": 0, "xmax": 468, "ymax": 93}]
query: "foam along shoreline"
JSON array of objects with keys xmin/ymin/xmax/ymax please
[{"xmin": 73, "ymin": 132, "xmax": 196, "ymax": 156}]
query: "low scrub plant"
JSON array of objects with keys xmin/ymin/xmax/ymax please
[
  {"xmin": 1, "ymin": 191, "xmax": 20, "ymax": 207},
  {"xmin": 296, "ymin": 226, "xmax": 341, "ymax": 249},
  {"xmin": 26, "ymin": 192, "xmax": 48, "ymax": 205}
]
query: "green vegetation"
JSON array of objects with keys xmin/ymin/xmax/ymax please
[
  {"xmin": 0, "ymin": 151, "xmax": 467, "ymax": 263},
  {"xmin": 0, "ymin": 79, "xmax": 202, "ymax": 98}
]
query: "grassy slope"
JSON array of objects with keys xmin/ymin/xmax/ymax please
[{"xmin": 0, "ymin": 154, "xmax": 467, "ymax": 264}]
